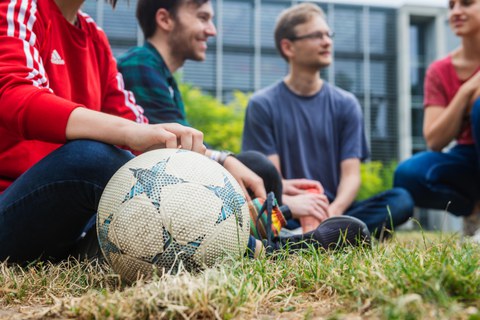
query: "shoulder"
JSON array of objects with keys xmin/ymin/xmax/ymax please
[
  {"xmin": 117, "ymin": 46, "xmax": 155, "ymax": 68},
  {"xmin": 249, "ymin": 81, "xmax": 284, "ymax": 106},
  {"xmin": 324, "ymin": 83, "xmax": 360, "ymax": 109},
  {"xmin": 78, "ymin": 11, "xmax": 111, "ymax": 48},
  {"xmin": 427, "ymin": 55, "xmax": 451, "ymax": 76}
]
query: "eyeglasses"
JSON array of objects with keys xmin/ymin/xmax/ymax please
[{"xmin": 289, "ymin": 30, "xmax": 335, "ymax": 42}]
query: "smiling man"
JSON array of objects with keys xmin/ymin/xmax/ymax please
[
  {"xmin": 242, "ymin": 3, "xmax": 414, "ymax": 237},
  {"xmin": 118, "ymin": 0, "xmax": 215, "ymax": 126}
]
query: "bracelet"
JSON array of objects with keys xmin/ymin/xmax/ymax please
[
  {"xmin": 209, "ymin": 150, "xmax": 221, "ymax": 163},
  {"xmin": 218, "ymin": 151, "xmax": 235, "ymax": 166},
  {"xmin": 210, "ymin": 150, "xmax": 235, "ymax": 166}
]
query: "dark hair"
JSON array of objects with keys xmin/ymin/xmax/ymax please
[
  {"xmin": 136, "ymin": 0, "xmax": 210, "ymax": 39},
  {"xmin": 108, "ymin": 0, "xmax": 118, "ymax": 8},
  {"xmin": 274, "ymin": 3, "xmax": 326, "ymax": 61}
]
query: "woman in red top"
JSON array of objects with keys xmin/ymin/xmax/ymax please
[
  {"xmin": 394, "ymin": 0, "xmax": 480, "ymax": 240},
  {"xmin": 0, "ymin": 0, "xmax": 206, "ymax": 262}
]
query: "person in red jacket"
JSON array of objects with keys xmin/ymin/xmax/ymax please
[{"xmin": 0, "ymin": 0, "xmax": 207, "ymax": 262}]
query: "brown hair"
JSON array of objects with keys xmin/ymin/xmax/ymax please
[
  {"xmin": 274, "ymin": 3, "xmax": 326, "ymax": 61},
  {"xmin": 136, "ymin": 0, "xmax": 210, "ymax": 39}
]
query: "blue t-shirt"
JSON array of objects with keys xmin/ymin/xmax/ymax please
[{"xmin": 242, "ymin": 81, "xmax": 369, "ymax": 201}]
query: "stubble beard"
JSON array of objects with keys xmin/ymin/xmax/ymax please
[{"xmin": 168, "ymin": 22, "xmax": 204, "ymax": 63}]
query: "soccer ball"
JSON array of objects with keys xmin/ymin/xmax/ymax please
[{"xmin": 96, "ymin": 149, "xmax": 250, "ymax": 283}]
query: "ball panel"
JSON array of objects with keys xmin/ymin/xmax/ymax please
[
  {"xmin": 110, "ymin": 197, "xmax": 164, "ymax": 259},
  {"xmin": 160, "ymin": 183, "xmax": 223, "ymax": 243},
  {"xmin": 109, "ymin": 252, "xmax": 156, "ymax": 284}
]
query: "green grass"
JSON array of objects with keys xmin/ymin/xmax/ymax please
[{"xmin": 1, "ymin": 232, "xmax": 479, "ymax": 319}]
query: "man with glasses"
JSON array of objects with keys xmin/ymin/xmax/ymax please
[{"xmin": 242, "ymin": 3, "xmax": 414, "ymax": 237}]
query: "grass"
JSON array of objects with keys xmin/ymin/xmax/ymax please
[{"xmin": 1, "ymin": 231, "xmax": 479, "ymax": 319}]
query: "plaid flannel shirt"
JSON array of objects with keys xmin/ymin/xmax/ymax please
[{"xmin": 118, "ymin": 42, "xmax": 189, "ymax": 126}]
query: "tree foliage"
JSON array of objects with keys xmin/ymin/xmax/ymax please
[
  {"xmin": 180, "ymin": 83, "xmax": 249, "ymax": 153},
  {"xmin": 357, "ymin": 161, "xmax": 397, "ymax": 201}
]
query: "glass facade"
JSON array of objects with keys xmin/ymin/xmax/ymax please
[{"xmin": 81, "ymin": 0, "xmax": 445, "ymax": 164}]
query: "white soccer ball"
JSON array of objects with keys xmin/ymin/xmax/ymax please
[{"xmin": 97, "ymin": 149, "xmax": 250, "ymax": 283}]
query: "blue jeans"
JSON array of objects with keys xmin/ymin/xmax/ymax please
[
  {"xmin": 0, "ymin": 140, "xmax": 134, "ymax": 262},
  {"xmin": 393, "ymin": 99, "xmax": 480, "ymax": 217},
  {"xmin": 285, "ymin": 188, "xmax": 414, "ymax": 237}
]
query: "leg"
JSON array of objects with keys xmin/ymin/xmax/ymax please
[
  {"xmin": 0, "ymin": 140, "xmax": 134, "ymax": 262},
  {"xmin": 394, "ymin": 146, "xmax": 480, "ymax": 216},
  {"xmin": 470, "ymin": 98, "xmax": 480, "ymax": 167},
  {"xmin": 236, "ymin": 151, "xmax": 283, "ymax": 203},
  {"xmin": 345, "ymin": 188, "xmax": 414, "ymax": 236}
]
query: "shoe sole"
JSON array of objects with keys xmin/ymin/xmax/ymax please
[{"xmin": 315, "ymin": 216, "xmax": 371, "ymax": 250}]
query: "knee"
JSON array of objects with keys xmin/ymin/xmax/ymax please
[
  {"xmin": 471, "ymin": 97, "xmax": 480, "ymax": 119},
  {"xmin": 61, "ymin": 140, "xmax": 133, "ymax": 182},
  {"xmin": 236, "ymin": 151, "xmax": 278, "ymax": 179},
  {"xmin": 393, "ymin": 159, "xmax": 420, "ymax": 190},
  {"xmin": 471, "ymin": 99, "xmax": 480, "ymax": 134},
  {"xmin": 391, "ymin": 187, "xmax": 414, "ymax": 215}
]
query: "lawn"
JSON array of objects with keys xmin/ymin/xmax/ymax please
[{"xmin": 1, "ymin": 231, "xmax": 479, "ymax": 319}]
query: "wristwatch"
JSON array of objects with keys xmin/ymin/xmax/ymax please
[{"xmin": 218, "ymin": 150, "xmax": 235, "ymax": 166}]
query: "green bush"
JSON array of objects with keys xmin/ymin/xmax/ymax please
[
  {"xmin": 180, "ymin": 83, "xmax": 249, "ymax": 153},
  {"xmin": 357, "ymin": 161, "xmax": 398, "ymax": 201}
]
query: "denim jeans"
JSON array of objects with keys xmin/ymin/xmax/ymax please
[
  {"xmin": 285, "ymin": 188, "xmax": 414, "ymax": 237},
  {"xmin": 0, "ymin": 140, "xmax": 134, "ymax": 262},
  {"xmin": 393, "ymin": 99, "xmax": 480, "ymax": 217}
]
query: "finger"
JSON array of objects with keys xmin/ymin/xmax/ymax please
[
  {"xmin": 313, "ymin": 207, "xmax": 329, "ymax": 221},
  {"xmin": 238, "ymin": 181, "xmax": 252, "ymax": 202},
  {"xmin": 179, "ymin": 130, "xmax": 193, "ymax": 151},
  {"xmin": 191, "ymin": 130, "xmax": 205, "ymax": 154},
  {"xmin": 163, "ymin": 131, "xmax": 178, "ymax": 149},
  {"xmin": 247, "ymin": 179, "xmax": 267, "ymax": 200}
]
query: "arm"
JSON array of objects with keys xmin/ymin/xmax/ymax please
[
  {"xmin": 328, "ymin": 158, "xmax": 361, "ymax": 217},
  {"xmin": 423, "ymin": 68, "xmax": 480, "ymax": 151},
  {"xmin": 66, "ymin": 108, "xmax": 205, "ymax": 153},
  {"xmin": 0, "ymin": 5, "xmax": 204, "ymax": 154}
]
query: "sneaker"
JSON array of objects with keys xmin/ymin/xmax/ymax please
[
  {"xmin": 252, "ymin": 192, "xmax": 371, "ymax": 253},
  {"xmin": 471, "ymin": 229, "xmax": 480, "ymax": 243},
  {"xmin": 463, "ymin": 211, "xmax": 480, "ymax": 237}
]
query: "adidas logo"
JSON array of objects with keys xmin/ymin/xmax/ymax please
[{"xmin": 50, "ymin": 49, "xmax": 65, "ymax": 65}]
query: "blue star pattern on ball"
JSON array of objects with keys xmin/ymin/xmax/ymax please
[
  {"xmin": 205, "ymin": 174, "xmax": 246, "ymax": 227},
  {"xmin": 97, "ymin": 213, "xmax": 122, "ymax": 256},
  {"xmin": 123, "ymin": 157, "xmax": 184, "ymax": 209},
  {"xmin": 150, "ymin": 226, "xmax": 205, "ymax": 272}
]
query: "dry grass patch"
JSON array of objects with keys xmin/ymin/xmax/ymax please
[{"xmin": 1, "ymin": 232, "xmax": 479, "ymax": 319}]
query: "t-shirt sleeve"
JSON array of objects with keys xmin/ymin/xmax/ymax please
[
  {"xmin": 242, "ymin": 97, "xmax": 277, "ymax": 156},
  {"xmin": 339, "ymin": 95, "xmax": 369, "ymax": 161},
  {"xmin": 424, "ymin": 63, "xmax": 448, "ymax": 108}
]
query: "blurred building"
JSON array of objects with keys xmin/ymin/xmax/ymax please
[{"xmin": 83, "ymin": 0, "xmax": 462, "ymax": 231}]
